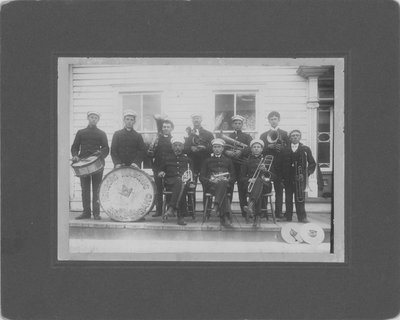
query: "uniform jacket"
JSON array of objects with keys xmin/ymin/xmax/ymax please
[
  {"xmin": 224, "ymin": 130, "xmax": 252, "ymax": 159},
  {"xmin": 111, "ymin": 128, "xmax": 146, "ymax": 166},
  {"xmin": 200, "ymin": 154, "xmax": 236, "ymax": 187},
  {"xmin": 240, "ymin": 154, "xmax": 276, "ymax": 184},
  {"xmin": 71, "ymin": 125, "xmax": 109, "ymax": 160},
  {"xmin": 184, "ymin": 127, "xmax": 214, "ymax": 172},
  {"xmin": 279, "ymin": 143, "xmax": 316, "ymax": 184},
  {"xmin": 160, "ymin": 153, "xmax": 193, "ymax": 185},
  {"xmin": 151, "ymin": 134, "xmax": 174, "ymax": 172}
]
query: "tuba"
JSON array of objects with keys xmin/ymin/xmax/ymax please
[
  {"xmin": 220, "ymin": 134, "xmax": 249, "ymax": 151},
  {"xmin": 266, "ymin": 130, "xmax": 285, "ymax": 151}
]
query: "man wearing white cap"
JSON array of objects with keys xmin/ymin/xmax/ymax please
[
  {"xmin": 200, "ymin": 138, "xmax": 236, "ymax": 227},
  {"xmin": 259, "ymin": 111, "xmax": 290, "ymax": 219},
  {"xmin": 71, "ymin": 111, "xmax": 109, "ymax": 220},
  {"xmin": 241, "ymin": 139, "xmax": 274, "ymax": 226},
  {"xmin": 224, "ymin": 115, "xmax": 252, "ymax": 217},
  {"xmin": 158, "ymin": 136, "xmax": 194, "ymax": 225},
  {"xmin": 184, "ymin": 113, "xmax": 214, "ymax": 208},
  {"xmin": 111, "ymin": 109, "xmax": 146, "ymax": 168}
]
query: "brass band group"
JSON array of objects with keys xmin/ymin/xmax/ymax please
[{"xmin": 71, "ymin": 110, "xmax": 316, "ymax": 227}]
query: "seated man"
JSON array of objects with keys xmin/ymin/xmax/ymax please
[
  {"xmin": 200, "ymin": 138, "xmax": 236, "ymax": 227},
  {"xmin": 158, "ymin": 136, "xmax": 194, "ymax": 226},
  {"xmin": 241, "ymin": 139, "xmax": 275, "ymax": 227}
]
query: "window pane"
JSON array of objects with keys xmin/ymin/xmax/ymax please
[
  {"xmin": 318, "ymin": 142, "xmax": 330, "ymax": 165},
  {"xmin": 215, "ymin": 94, "xmax": 234, "ymax": 130},
  {"xmin": 236, "ymin": 94, "xmax": 256, "ymax": 130},
  {"xmin": 122, "ymin": 95, "xmax": 142, "ymax": 130},
  {"xmin": 143, "ymin": 95, "xmax": 161, "ymax": 131},
  {"xmin": 318, "ymin": 110, "xmax": 330, "ymax": 132}
]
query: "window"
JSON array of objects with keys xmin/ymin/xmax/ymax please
[
  {"xmin": 122, "ymin": 93, "xmax": 161, "ymax": 169},
  {"xmin": 214, "ymin": 93, "xmax": 256, "ymax": 135}
]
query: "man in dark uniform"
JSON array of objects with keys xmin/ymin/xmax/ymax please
[
  {"xmin": 223, "ymin": 115, "xmax": 252, "ymax": 217},
  {"xmin": 148, "ymin": 119, "xmax": 175, "ymax": 217},
  {"xmin": 111, "ymin": 109, "xmax": 146, "ymax": 168},
  {"xmin": 241, "ymin": 139, "xmax": 274, "ymax": 226},
  {"xmin": 71, "ymin": 111, "xmax": 109, "ymax": 220},
  {"xmin": 259, "ymin": 111, "xmax": 290, "ymax": 219},
  {"xmin": 158, "ymin": 136, "xmax": 194, "ymax": 226},
  {"xmin": 184, "ymin": 113, "xmax": 214, "ymax": 208},
  {"xmin": 279, "ymin": 129, "xmax": 316, "ymax": 223},
  {"xmin": 200, "ymin": 138, "xmax": 236, "ymax": 227}
]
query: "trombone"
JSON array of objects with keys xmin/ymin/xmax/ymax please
[
  {"xmin": 247, "ymin": 155, "xmax": 274, "ymax": 193},
  {"xmin": 295, "ymin": 160, "xmax": 305, "ymax": 202}
]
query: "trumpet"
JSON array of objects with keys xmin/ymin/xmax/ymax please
[{"xmin": 247, "ymin": 155, "xmax": 274, "ymax": 193}]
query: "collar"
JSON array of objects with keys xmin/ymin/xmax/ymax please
[
  {"xmin": 124, "ymin": 127, "xmax": 134, "ymax": 132},
  {"xmin": 234, "ymin": 130, "xmax": 242, "ymax": 134},
  {"xmin": 271, "ymin": 126, "xmax": 280, "ymax": 131},
  {"xmin": 87, "ymin": 125, "xmax": 97, "ymax": 129}
]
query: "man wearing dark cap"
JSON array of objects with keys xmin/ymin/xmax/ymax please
[
  {"xmin": 259, "ymin": 111, "xmax": 290, "ymax": 219},
  {"xmin": 278, "ymin": 129, "xmax": 316, "ymax": 223},
  {"xmin": 71, "ymin": 111, "xmax": 109, "ymax": 220}
]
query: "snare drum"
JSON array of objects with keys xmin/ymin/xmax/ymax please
[
  {"xmin": 71, "ymin": 155, "xmax": 104, "ymax": 177},
  {"xmin": 99, "ymin": 167, "xmax": 156, "ymax": 222}
]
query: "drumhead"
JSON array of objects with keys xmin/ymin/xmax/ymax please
[
  {"xmin": 300, "ymin": 223, "xmax": 325, "ymax": 245},
  {"xmin": 280, "ymin": 223, "xmax": 304, "ymax": 244},
  {"xmin": 99, "ymin": 167, "xmax": 156, "ymax": 222},
  {"xmin": 71, "ymin": 155, "xmax": 99, "ymax": 167}
]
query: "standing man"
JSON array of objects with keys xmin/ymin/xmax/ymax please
[
  {"xmin": 279, "ymin": 130, "xmax": 316, "ymax": 223},
  {"xmin": 223, "ymin": 115, "xmax": 252, "ymax": 217},
  {"xmin": 158, "ymin": 136, "xmax": 194, "ymax": 226},
  {"xmin": 259, "ymin": 111, "xmax": 290, "ymax": 219},
  {"xmin": 200, "ymin": 138, "xmax": 236, "ymax": 227},
  {"xmin": 111, "ymin": 110, "xmax": 146, "ymax": 169},
  {"xmin": 71, "ymin": 111, "xmax": 109, "ymax": 220},
  {"xmin": 148, "ymin": 119, "xmax": 175, "ymax": 217},
  {"xmin": 184, "ymin": 113, "xmax": 214, "ymax": 208}
]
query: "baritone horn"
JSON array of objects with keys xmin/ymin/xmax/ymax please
[{"xmin": 220, "ymin": 134, "xmax": 249, "ymax": 151}]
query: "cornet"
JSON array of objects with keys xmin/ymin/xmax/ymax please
[{"xmin": 210, "ymin": 172, "xmax": 230, "ymax": 182}]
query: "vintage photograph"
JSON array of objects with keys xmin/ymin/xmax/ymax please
[{"xmin": 57, "ymin": 57, "xmax": 344, "ymax": 262}]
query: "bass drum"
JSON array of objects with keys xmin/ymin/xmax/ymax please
[{"xmin": 99, "ymin": 167, "xmax": 156, "ymax": 222}]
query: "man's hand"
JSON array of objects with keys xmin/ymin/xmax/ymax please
[
  {"xmin": 296, "ymin": 174, "xmax": 304, "ymax": 182},
  {"xmin": 248, "ymin": 178, "xmax": 256, "ymax": 184},
  {"xmin": 130, "ymin": 163, "xmax": 139, "ymax": 169},
  {"xmin": 115, "ymin": 164, "xmax": 122, "ymax": 169},
  {"xmin": 158, "ymin": 171, "xmax": 166, "ymax": 178},
  {"xmin": 72, "ymin": 156, "xmax": 80, "ymax": 163}
]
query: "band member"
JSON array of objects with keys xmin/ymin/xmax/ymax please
[
  {"xmin": 71, "ymin": 111, "xmax": 109, "ymax": 220},
  {"xmin": 241, "ymin": 139, "xmax": 274, "ymax": 226},
  {"xmin": 200, "ymin": 138, "xmax": 236, "ymax": 227},
  {"xmin": 111, "ymin": 109, "xmax": 146, "ymax": 168},
  {"xmin": 148, "ymin": 119, "xmax": 175, "ymax": 217},
  {"xmin": 279, "ymin": 130, "xmax": 316, "ymax": 223},
  {"xmin": 184, "ymin": 113, "xmax": 214, "ymax": 206},
  {"xmin": 158, "ymin": 136, "xmax": 194, "ymax": 226},
  {"xmin": 224, "ymin": 115, "xmax": 252, "ymax": 217},
  {"xmin": 259, "ymin": 111, "xmax": 290, "ymax": 219}
]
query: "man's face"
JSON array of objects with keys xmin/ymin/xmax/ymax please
[
  {"xmin": 162, "ymin": 123, "xmax": 173, "ymax": 136},
  {"xmin": 192, "ymin": 116, "xmax": 202, "ymax": 127},
  {"xmin": 87, "ymin": 114, "xmax": 99, "ymax": 126},
  {"xmin": 268, "ymin": 116, "xmax": 280, "ymax": 128},
  {"xmin": 124, "ymin": 115, "xmax": 136, "ymax": 129},
  {"xmin": 213, "ymin": 144, "xmax": 224, "ymax": 155},
  {"xmin": 232, "ymin": 120, "xmax": 243, "ymax": 131},
  {"xmin": 172, "ymin": 142, "xmax": 184, "ymax": 154},
  {"xmin": 290, "ymin": 132, "xmax": 301, "ymax": 144},
  {"xmin": 251, "ymin": 143, "xmax": 263, "ymax": 155}
]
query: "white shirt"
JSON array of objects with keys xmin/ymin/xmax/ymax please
[{"xmin": 291, "ymin": 143, "xmax": 299, "ymax": 152}]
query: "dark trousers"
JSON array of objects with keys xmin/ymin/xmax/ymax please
[
  {"xmin": 284, "ymin": 182, "xmax": 306, "ymax": 221},
  {"xmin": 80, "ymin": 170, "xmax": 103, "ymax": 216},
  {"xmin": 248, "ymin": 179, "xmax": 271, "ymax": 216},
  {"xmin": 272, "ymin": 178, "xmax": 284, "ymax": 215},
  {"xmin": 206, "ymin": 180, "xmax": 231, "ymax": 215},
  {"xmin": 228, "ymin": 163, "xmax": 247, "ymax": 213},
  {"xmin": 154, "ymin": 174, "xmax": 163, "ymax": 215},
  {"xmin": 165, "ymin": 178, "xmax": 188, "ymax": 217}
]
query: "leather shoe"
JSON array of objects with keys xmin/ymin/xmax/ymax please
[
  {"xmin": 93, "ymin": 215, "xmax": 101, "ymax": 220},
  {"xmin": 177, "ymin": 218, "xmax": 187, "ymax": 226},
  {"xmin": 75, "ymin": 213, "xmax": 91, "ymax": 220},
  {"xmin": 298, "ymin": 218, "xmax": 310, "ymax": 223},
  {"xmin": 152, "ymin": 212, "xmax": 162, "ymax": 217},
  {"xmin": 136, "ymin": 217, "xmax": 146, "ymax": 222}
]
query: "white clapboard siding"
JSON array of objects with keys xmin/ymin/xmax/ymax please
[{"xmin": 69, "ymin": 64, "xmax": 310, "ymax": 210}]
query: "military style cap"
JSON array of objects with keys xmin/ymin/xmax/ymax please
[
  {"xmin": 87, "ymin": 111, "xmax": 100, "ymax": 118},
  {"xmin": 289, "ymin": 129, "xmax": 302, "ymax": 136},
  {"xmin": 171, "ymin": 136, "xmax": 185, "ymax": 145},
  {"xmin": 231, "ymin": 115, "xmax": 245, "ymax": 122},
  {"xmin": 191, "ymin": 113, "xmax": 203, "ymax": 119},
  {"xmin": 211, "ymin": 138, "xmax": 225, "ymax": 146},
  {"xmin": 250, "ymin": 139, "xmax": 265, "ymax": 148},
  {"xmin": 123, "ymin": 109, "xmax": 137, "ymax": 117}
]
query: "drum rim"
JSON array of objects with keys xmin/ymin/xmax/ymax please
[
  {"xmin": 98, "ymin": 166, "xmax": 156, "ymax": 221},
  {"xmin": 71, "ymin": 155, "xmax": 102, "ymax": 167}
]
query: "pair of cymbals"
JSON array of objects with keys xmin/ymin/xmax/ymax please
[{"xmin": 280, "ymin": 223, "xmax": 325, "ymax": 245}]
